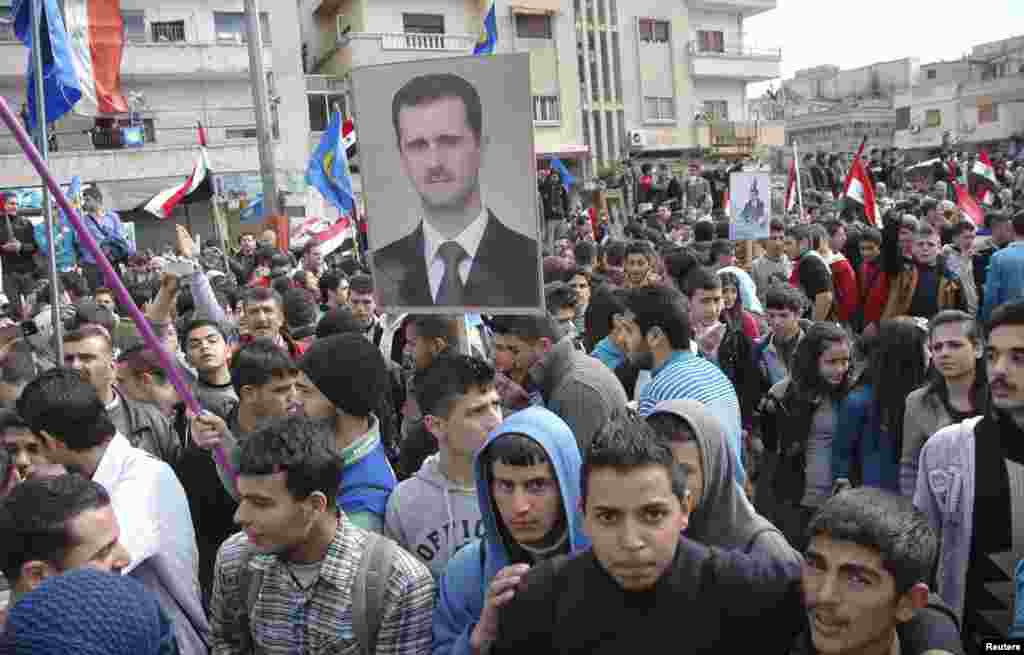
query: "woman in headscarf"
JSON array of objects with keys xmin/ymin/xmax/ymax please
[{"xmin": 646, "ymin": 398, "xmax": 800, "ymax": 566}]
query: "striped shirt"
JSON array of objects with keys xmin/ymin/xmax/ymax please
[
  {"xmin": 210, "ymin": 518, "xmax": 435, "ymax": 655},
  {"xmin": 638, "ymin": 350, "xmax": 746, "ymax": 484}
]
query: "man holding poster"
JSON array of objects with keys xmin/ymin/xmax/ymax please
[{"xmin": 356, "ymin": 56, "xmax": 542, "ymax": 312}]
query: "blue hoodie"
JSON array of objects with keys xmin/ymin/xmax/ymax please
[{"xmin": 432, "ymin": 407, "xmax": 589, "ymax": 655}]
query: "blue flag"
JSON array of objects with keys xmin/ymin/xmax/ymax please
[
  {"xmin": 12, "ymin": 0, "xmax": 81, "ymax": 131},
  {"xmin": 240, "ymin": 195, "xmax": 264, "ymax": 224},
  {"xmin": 306, "ymin": 111, "xmax": 354, "ymax": 215},
  {"xmin": 551, "ymin": 158, "xmax": 575, "ymax": 192},
  {"xmin": 473, "ymin": 2, "xmax": 497, "ymax": 55}
]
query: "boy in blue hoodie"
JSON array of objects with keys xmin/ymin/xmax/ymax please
[{"xmin": 432, "ymin": 406, "xmax": 588, "ymax": 655}]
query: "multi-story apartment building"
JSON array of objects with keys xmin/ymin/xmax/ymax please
[
  {"xmin": 0, "ymin": 0, "xmax": 310, "ymax": 250},
  {"xmin": 304, "ymin": 0, "xmax": 782, "ymax": 180},
  {"xmin": 782, "ymin": 58, "xmax": 919, "ymax": 156},
  {"xmin": 894, "ymin": 34, "xmax": 1024, "ymax": 157}
]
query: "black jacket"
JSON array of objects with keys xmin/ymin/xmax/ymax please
[
  {"xmin": 0, "ymin": 215, "xmax": 38, "ymax": 275},
  {"xmin": 493, "ymin": 538, "xmax": 803, "ymax": 655},
  {"xmin": 120, "ymin": 393, "xmax": 184, "ymax": 465}
]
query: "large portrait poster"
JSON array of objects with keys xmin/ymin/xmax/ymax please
[
  {"xmin": 351, "ymin": 53, "xmax": 543, "ymax": 314},
  {"xmin": 729, "ymin": 172, "xmax": 771, "ymax": 241}
]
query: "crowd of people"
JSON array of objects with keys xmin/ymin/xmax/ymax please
[{"xmin": 0, "ymin": 144, "xmax": 1022, "ymax": 655}]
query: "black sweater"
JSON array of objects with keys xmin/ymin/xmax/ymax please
[{"xmin": 492, "ymin": 537, "xmax": 804, "ymax": 655}]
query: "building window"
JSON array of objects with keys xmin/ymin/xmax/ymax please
[
  {"xmin": 533, "ymin": 95, "xmax": 560, "ymax": 123},
  {"xmin": 638, "ymin": 19, "xmax": 669, "ymax": 44},
  {"xmin": 151, "ymin": 20, "xmax": 186, "ymax": 42},
  {"xmin": 643, "ymin": 96, "xmax": 675, "ymax": 121},
  {"xmin": 926, "ymin": 69, "xmax": 937, "ymax": 80},
  {"xmin": 0, "ymin": 5, "xmax": 14, "ymax": 42},
  {"xmin": 515, "ymin": 14, "xmax": 552, "ymax": 39},
  {"xmin": 308, "ymin": 94, "xmax": 346, "ymax": 132},
  {"xmin": 703, "ymin": 100, "xmax": 729, "ymax": 120},
  {"xmin": 979, "ymin": 103, "xmax": 999, "ymax": 125},
  {"xmin": 214, "ymin": 12, "xmax": 271, "ymax": 44},
  {"xmin": 226, "ymin": 127, "xmax": 259, "ymax": 139},
  {"xmin": 121, "ymin": 10, "xmax": 146, "ymax": 42},
  {"xmin": 925, "ymin": 109, "xmax": 941, "ymax": 127},
  {"xmin": 696, "ymin": 30, "xmax": 724, "ymax": 53},
  {"xmin": 403, "ymin": 13, "xmax": 444, "ymax": 34}
]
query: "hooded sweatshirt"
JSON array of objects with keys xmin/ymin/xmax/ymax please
[
  {"xmin": 650, "ymin": 400, "xmax": 800, "ymax": 567},
  {"xmin": 432, "ymin": 407, "xmax": 589, "ymax": 655},
  {"xmin": 385, "ymin": 453, "xmax": 485, "ymax": 580}
]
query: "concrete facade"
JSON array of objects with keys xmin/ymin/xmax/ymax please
[{"xmin": 0, "ymin": 0, "xmax": 311, "ymax": 221}]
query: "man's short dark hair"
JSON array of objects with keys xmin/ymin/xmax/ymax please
[
  {"xmin": 299, "ymin": 334, "xmax": 390, "ymax": 418},
  {"xmin": 18, "ymin": 369, "xmax": 115, "ymax": 450},
  {"xmin": 603, "ymin": 240, "xmax": 627, "ymax": 267},
  {"xmin": 0, "ymin": 474, "xmax": 112, "ymax": 582},
  {"xmin": 318, "ymin": 270, "xmax": 348, "ymax": 304},
  {"xmin": 573, "ymin": 240, "xmax": 598, "ymax": 267},
  {"xmin": 68, "ymin": 302, "xmax": 116, "ymax": 336},
  {"xmin": 693, "ymin": 221, "xmax": 715, "ymax": 242},
  {"xmin": 765, "ymin": 284, "xmax": 806, "ymax": 315},
  {"xmin": 624, "ymin": 286, "xmax": 691, "ymax": 351},
  {"xmin": 349, "ymin": 273, "xmax": 374, "ymax": 295},
  {"xmin": 412, "ymin": 314, "xmax": 463, "ymax": 347},
  {"xmin": 786, "ymin": 224, "xmax": 811, "ymax": 242},
  {"xmin": 823, "ymin": 219, "xmax": 845, "ymax": 238},
  {"xmin": 708, "ymin": 239, "xmax": 734, "ymax": 261},
  {"xmin": 808, "ymin": 487, "xmax": 938, "ymax": 593},
  {"xmin": 988, "ymin": 298, "xmax": 1024, "ymax": 337},
  {"xmin": 624, "ymin": 240, "xmax": 655, "ymax": 262},
  {"xmin": 582, "ymin": 414, "xmax": 688, "ymax": 508},
  {"xmin": 951, "ymin": 220, "xmax": 976, "ymax": 237},
  {"xmin": 860, "ymin": 227, "xmax": 883, "ymax": 246},
  {"xmin": 237, "ymin": 416, "xmax": 342, "ymax": 506},
  {"xmin": 282, "ymin": 288, "xmax": 318, "ymax": 331},
  {"xmin": 545, "ymin": 281, "xmax": 578, "ymax": 313},
  {"xmin": 488, "ymin": 314, "xmax": 559, "ymax": 343},
  {"xmin": 986, "ymin": 210, "xmax": 1010, "ymax": 230},
  {"xmin": 0, "ymin": 409, "xmax": 29, "ymax": 438},
  {"xmin": 243, "ymin": 286, "xmax": 283, "ymax": 311},
  {"xmin": 230, "ymin": 339, "xmax": 298, "ymax": 394},
  {"xmin": 184, "ymin": 318, "xmax": 226, "ymax": 343},
  {"xmin": 683, "ymin": 266, "xmax": 722, "ymax": 298},
  {"xmin": 392, "ymin": 73, "xmax": 483, "ymax": 147},
  {"xmin": 483, "ymin": 433, "xmax": 550, "ymax": 468},
  {"xmin": 415, "ymin": 354, "xmax": 496, "ymax": 419},
  {"xmin": 769, "ymin": 218, "xmax": 786, "ymax": 232},
  {"xmin": 315, "ymin": 306, "xmax": 364, "ymax": 339}
]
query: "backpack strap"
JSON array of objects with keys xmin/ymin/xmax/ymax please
[{"xmin": 353, "ymin": 532, "xmax": 398, "ymax": 655}]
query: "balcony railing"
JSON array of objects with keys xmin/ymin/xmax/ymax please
[
  {"xmin": 340, "ymin": 31, "xmax": 478, "ymax": 53},
  {"xmin": 688, "ymin": 41, "xmax": 781, "ymax": 59}
]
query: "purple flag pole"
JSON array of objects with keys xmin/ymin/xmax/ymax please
[{"xmin": 0, "ymin": 96, "xmax": 235, "ymax": 481}]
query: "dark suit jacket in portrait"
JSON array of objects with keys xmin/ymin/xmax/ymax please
[{"xmin": 371, "ymin": 210, "xmax": 541, "ymax": 309}]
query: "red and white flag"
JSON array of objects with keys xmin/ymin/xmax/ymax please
[
  {"xmin": 843, "ymin": 157, "xmax": 879, "ymax": 226},
  {"xmin": 64, "ymin": 0, "xmax": 128, "ymax": 116},
  {"xmin": 292, "ymin": 216, "xmax": 355, "ymax": 257},
  {"xmin": 954, "ymin": 183, "xmax": 984, "ymax": 226},
  {"xmin": 784, "ymin": 159, "xmax": 797, "ymax": 212},
  {"xmin": 341, "ymin": 118, "xmax": 356, "ymax": 153},
  {"xmin": 723, "ymin": 187, "xmax": 730, "ymax": 215},
  {"xmin": 142, "ymin": 124, "xmax": 214, "ymax": 219}
]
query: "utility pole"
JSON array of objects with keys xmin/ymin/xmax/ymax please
[{"xmin": 244, "ymin": 0, "xmax": 280, "ymax": 216}]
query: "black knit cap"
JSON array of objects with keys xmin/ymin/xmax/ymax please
[{"xmin": 298, "ymin": 334, "xmax": 388, "ymax": 418}]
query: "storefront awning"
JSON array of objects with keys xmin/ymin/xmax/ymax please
[
  {"xmin": 510, "ymin": 0, "xmax": 561, "ymax": 15},
  {"xmin": 536, "ymin": 144, "xmax": 590, "ymax": 159}
]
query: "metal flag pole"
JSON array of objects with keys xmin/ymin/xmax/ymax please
[
  {"xmin": 31, "ymin": 0, "xmax": 63, "ymax": 361},
  {"xmin": 793, "ymin": 143, "xmax": 805, "ymax": 223}
]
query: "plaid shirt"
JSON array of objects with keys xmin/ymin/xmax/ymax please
[{"xmin": 210, "ymin": 518, "xmax": 435, "ymax": 655}]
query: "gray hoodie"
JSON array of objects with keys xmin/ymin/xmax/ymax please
[
  {"xmin": 651, "ymin": 399, "xmax": 801, "ymax": 566},
  {"xmin": 385, "ymin": 453, "xmax": 484, "ymax": 579}
]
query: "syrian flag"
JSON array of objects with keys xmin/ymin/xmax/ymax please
[
  {"xmin": 954, "ymin": 183, "xmax": 984, "ymax": 226},
  {"xmin": 843, "ymin": 157, "xmax": 879, "ymax": 226},
  {"xmin": 292, "ymin": 216, "xmax": 355, "ymax": 257},
  {"xmin": 341, "ymin": 118, "xmax": 357, "ymax": 158},
  {"xmin": 784, "ymin": 159, "xmax": 797, "ymax": 212},
  {"xmin": 142, "ymin": 123, "xmax": 213, "ymax": 219},
  {"xmin": 723, "ymin": 187, "xmax": 730, "ymax": 215},
  {"xmin": 63, "ymin": 0, "xmax": 128, "ymax": 116},
  {"xmin": 971, "ymin": 150, "xmax": 998, "ymax": 206}
]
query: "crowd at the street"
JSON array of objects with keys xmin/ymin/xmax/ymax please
[{"xmin": 0, "ymin": 144, "xmax": 1023, "ymax": 655}]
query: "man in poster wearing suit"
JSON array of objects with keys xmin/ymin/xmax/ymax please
[
  {"xmin": 739, "ymin": 178, "xmax": 767, "ymax": 225},
  {"xmin": 371, "ymin": 72, "xmax": 540, "ymax": 308}
]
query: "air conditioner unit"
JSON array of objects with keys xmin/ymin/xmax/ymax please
[{"xmin": 629, "ymin": 130, "xmax": 647, "ymax": 147}]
